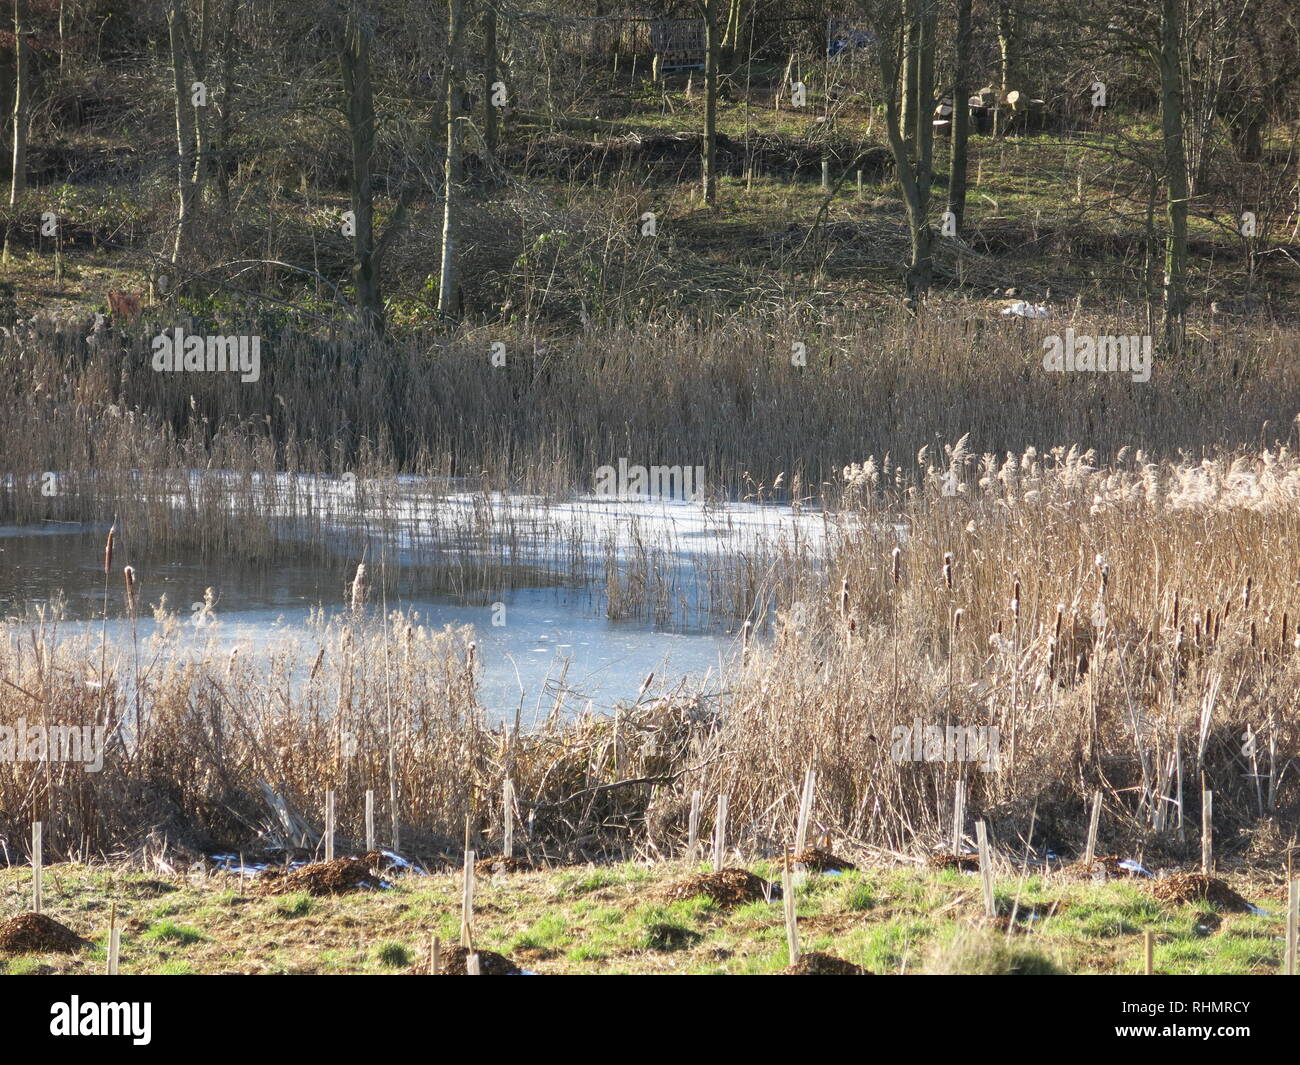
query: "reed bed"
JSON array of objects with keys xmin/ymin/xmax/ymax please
[{"xmin": 3, "ymin": 444, "xmax": 1297, "ymax": 866}]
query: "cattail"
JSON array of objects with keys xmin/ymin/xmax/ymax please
[
  {"xmin": 1172, "ymin": 590, "xmax": 1180, "ymax": 630},
  {"xmin": 953, "ymin": 608, "xmax": 964, "ymax": 635},
  {"xmin": 891, "ymin": 547, "xmax": 901, "ymax": 585},
  {"xmin": 638, "ymin": 672, "xmax": 654, "ymax": 698},
  {"xmin": 1243, "ymin": 577, "xmax": 1253, "ymax": 611},
  {"xmin": 1011, "ymin": 580, "xmax": 1021, "ymax": 621},
  {"xmin": 943, "ymin": 552, "xmax": 953, "ymax": 590},
  {"xmin": 1095, "ymin": 554, "xmax": 1108, "ymax": 590},
  {"xmin": 104, "ymin": 523, "xmax": 116, "ymax": 576},
  {"xmin": 122, "ymin": 565, "xmax": 137, "ymax": 614},
  {"xmin": 840, "ymin": 577, "xmax": 849, "ymax": 617},
  {"xmin": 350, "ymin": 563, "xmax": 367, "ymax": 611}
]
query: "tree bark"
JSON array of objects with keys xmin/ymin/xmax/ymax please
[
  {"xmin": 169, "ymin": 0, "xmax": 198, "ymax": 264},
  {"xmin": 1159, "ymin": 0, "xmax": 1188, "ymax": 347},
  {"xmin": 482, "ymin": 5, "xmax": 499, "ymax": 160},
  {"xmin": 702, "ymin": 0, "xmax": 718, "ymax": 205},
  {"xmin": 947, "ymin": 0, "xmax": 973, "ymax": 229},
  {"xmin": 9, "ymin": 0, "xmax": 28, "ymax": 206},
  {"xmin": 339, "ymin": 1, "xmax": 383, "ymax": 331},
  {"xmin": 438, "ymin": 0, "xmax": 466, "ymax": 316}
]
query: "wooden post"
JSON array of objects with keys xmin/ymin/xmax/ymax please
[
  {"xmin": 107, "ymin": 902, "xmax": 121, "ymax": 975},
  {"xmin": 503, "ymin": 778, "xmax": 515, "ymax": 859},
  {"xmin": 429, "ymin": 933, "xmax": 441, "ymax": 975},
  {"xmin": 324, "ymin": 790, "xmax": 335, "ymax": 863},
  {"xmin": 795, "ymin": 770, "xmax": 816, "ymax": 854},
  {"xmin": 713, "ymin": 794, "xmax": 728, "ymax": 871},
  {"xmin": 1201, "ymin": 789, "xmax": 1213, "ymax": 874},
  {"xmin": 32, "ymin": 821, "xmax": 42, "ymax": 914},
  {"xmin": 460, "ymin": 849, "xmax": 476, "ymax": 948},
  {"xmin": 856, "ymin": 169, "xmax": 863, "ymax": 198},
  {"xmin": 1084, "ymin": 789, "xmax": 1102, "ymax": 865},
  {"xmin": 365, "ymin": 789, "xmax": 375, "ymax": 852},
  {"xmin": 687, "ymin": 789, "xmax": 701, "ymax": 861},
  {"xmin": 952, "ymin": 780, "xmax": 965, "ymax": 855},
  {"xmin": 1175, "ymin": 731, "xmax": 1185, "ymax": 840},
  {"xmin": 1285, "ymin": 876, "xmax": 1298, "ymax": 976},
  {"xmin": 1143, "ymin": 930, "xmax": 1154, "ymax": 974},
  {"xmin": 976, "ymin": 820, "xmax": 995, "ymax": 917},
  {"xmin": 821, "ymin": 159, "xmax": 830, "ymax": 190},
  {"xmin": 782, "ymin": 846, "xmax": 800, "ymax": 966},
  {"xmin": 467, "ymin": 951, "xmax": 481, "ymax": 975}
]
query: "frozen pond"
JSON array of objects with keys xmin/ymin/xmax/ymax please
[{"xmin": 0, "ymin": 482, "xmax": 834, "ymax": 718}]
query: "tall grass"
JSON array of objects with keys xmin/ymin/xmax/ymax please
[{"xmin": 3, "ymin": 444, "xmax": 1297, "ymax": 864}]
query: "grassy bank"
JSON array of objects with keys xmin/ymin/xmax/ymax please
[{"xmin": 0, "ymin": 857, "xmax": 1291, "ymax": 975}]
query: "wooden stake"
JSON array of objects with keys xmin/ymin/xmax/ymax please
[
  {"xmin": 324, "ymin": 790, "xmax": 335, "ymax": 863},
  {"xmin": 952, "ymin": 780, "xmax": 965, "ymax": 855},
  {"xmin": 687, "ymin": 789, "xmax": 701, "ymax": 861},
  {"xmin": 713, "ymin": 794, "xmax": 728, "ymax": 871},
  {"xmin": 503, "ymin": 778, "xmax": 515, "ymax": 859},
  {"xmin": 1285, "ymin": 876, "xmax": 1298, "ymax": 976},
  {"xmin": 31, "ymin": 821, "xmax": 42, "ymax": 914},
  {"xmin": 856, "ymin": 169, "xmax": 863, "ymax": 198},
  {"xmin": 795, "ymin": 770, "xmax": 816, "ymax": 854},
  {"xmin": 821, "ymin": 159, "xmax": 830, "ymax": 190},
  {"xmin": 976, "ymin": 820, "xmax": 995, "ymax": 917},
  {"xmin": 1143, "ymin": 930, "xmax": 1154, "ymax": 974},
  {"xmin": 365, "ymin": 789, "xmax": 375, "ymax": 852},
  {"xmin": 1201, "ymin": 789, "xmax": 1213, "ymax": 874},
  {"xmin": 460, "ymin": 849, "xmax": 476, "ymax": 948},
  {"xmin": 107, "ymin": 902, "xmax": 121, "ymax": 975},
  {"xmin": 1084, "ymin": 789, "xmax": 1102, "ymax": 865},
  {"xmin": 429, "ymin": 933, "xmax": 441, "ymax": 975},
  {"xmin": 782, "ymin": 846, "xmax": 800, "ymax": 966}
]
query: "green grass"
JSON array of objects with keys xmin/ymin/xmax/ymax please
[{"xmin": 0, "ymin": 860, "xmax": 1286, "ymax": 975}]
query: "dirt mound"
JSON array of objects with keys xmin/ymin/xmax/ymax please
[
  {"xmin": 425, "ymin": 945, "xmax": 523, "ymax": 975},
  {"xmin": 663, "ymin": 868, "xmax": 778, "ymax": 907},
  {"xmin": 1151, "ymin": 874, "xmax": 1254, "ymax": 913},
  {"xmin": 791, "ymin": 848, "xmax": 856, "ymax": 872},
  {"xmin": 783, "ymin": 951, "xmax": 870, "ymax": 975},
  {"xmin": 927, "ymin": 853, "xmax": 980, "ymax": 872},
  {"xmin": 262, "ymin": 856, "xmax": 385, "ymax": 896},
  {"xmin": 474, "ymin": 855, "xmax": 531, "ymax": 875},
  {"xmin": 0, "ymin": 912, "xmax": 89, "ymax": 954}
]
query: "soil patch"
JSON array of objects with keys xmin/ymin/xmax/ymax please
[
  {"xmin": 783, "ymin": 951, "xmax": 870, "ymax": 975},
  {"xmin": 0, "ymin": 912, "xmax": 90, "ymax": 954},
  {"xmin": 927, "ymin": 853, "xmax": 980, "ymax": 872},
  {"xmin": 262, "ymin": 857, "xmax": 386, "ymax": 896},
  {"xmin": 474, "ymin": 855, "xmax": 532, "ymax": 875},
  {"xmin": 662, "ymin": 867, "xmax": 778, "ymax": 907},
  {"xmin": 1151, "ymin": 874, "xmax": 1255, "ymax": 913},
  {"xmin": 791, "ymin": 848, "xmax": 856, "ymax": 872},
  {"xmin": 424, "ymin": 945, "xmax": 524, "ymax": 975}
]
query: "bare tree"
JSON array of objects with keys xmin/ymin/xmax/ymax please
[
  {"xmin": 862, "ymin": 0, "xmax": 937, "ymax": 300},
  {"xmin": 438, "ymin": 0, "xmax": 467, "ymax": 316},
  {"xmin": 947, "ymin": 0, "xmax": 973, "ymax": 229},
  {"xmin": 9, "ymin": 0, "xmax": 29, "ymax": 207}
]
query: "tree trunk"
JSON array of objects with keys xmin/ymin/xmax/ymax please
[
  {"xmin": 438, "ymin": 0, "xmax": 466, "ymax": 316},
  {"xmin": 482, "ymin": 5, "xmax": 499, "ymax": 159},
  {"xmin": 996, "ymin": 2, "xmax": 1016, "ymax": 94},
  {"xmin": 1159, "ymin": 0, "xmax": 1188, "ymax": 347},
  {"xmin": 339, "ymin": 1, "xmax": 383, "ymax": 332},
  {"xmin": 876, "ymin": 10, "xmax": 932, "ymax": 300},
  {"xmin": 702, "ymin": 0, "xmax": 718, "ymax": 205},
  {"xmin": 169, "ymin": 0, "xmax": 197, "ymax": 264},
  {"xmin": 9, "ymin": 0, "xmax": 28, "ymax": 206},
  {"xmin": 947, "ymin": 0, "xmax": 973, "ymax": 229},
  {"xmin": 900, "ymin": 0, "xmax": 917, "ymax": 150}
]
